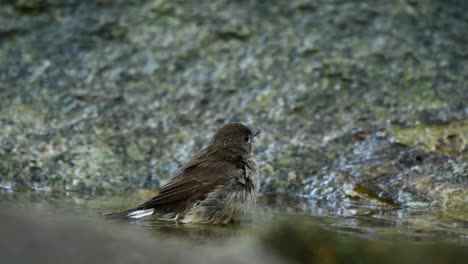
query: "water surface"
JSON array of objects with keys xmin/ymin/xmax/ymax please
[{"xmin": 2, "ymin": 189, "xmax": 467, "ymax": 245}]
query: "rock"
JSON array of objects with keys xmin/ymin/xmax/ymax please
[{"xmin": 0, "ymin": 0, "xmax": 466, "ymax": 213}]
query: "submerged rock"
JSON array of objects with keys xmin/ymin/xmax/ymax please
[{"xmin": 262, "ymin": 219, "xmax": 468, "ymax": 264}]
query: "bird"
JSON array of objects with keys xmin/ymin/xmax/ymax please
[{"xmin": 106, "ymin": 122, "xmax": 260, "ymax": 224}]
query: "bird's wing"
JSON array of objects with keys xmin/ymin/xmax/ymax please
[{"xmin": 137, "ymin": 160, "xmax": 243, "ymax": 209}]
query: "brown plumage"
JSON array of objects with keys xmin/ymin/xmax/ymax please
[{"xmin": 106, "ymin": 122, "xmax": 260, "ymax": 224}]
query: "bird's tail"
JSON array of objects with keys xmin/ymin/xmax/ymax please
[{"xmin": 104, "ymin": 207, "xmax": 154, "ymax": 220}]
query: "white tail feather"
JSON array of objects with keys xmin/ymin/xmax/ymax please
[{"xmin": 127, "ymin": 209, "xmax": 154, "ymax": 219}]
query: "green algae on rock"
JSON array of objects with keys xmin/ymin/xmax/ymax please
[{"xmin": 391, "ymin": 119, "xmax": 468, "ymax": 155}]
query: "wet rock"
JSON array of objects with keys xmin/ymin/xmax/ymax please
[{"xmin": 0, "ymin": 0, "xmax": 466, "ymax": 213}]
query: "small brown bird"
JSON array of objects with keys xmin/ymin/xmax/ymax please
[{"xmin": 107, "ymin": 122, "xmax": 260, "ymax": 224}]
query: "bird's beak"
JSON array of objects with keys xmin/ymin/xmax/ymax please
[{"xmin": 252, "ymin": 130, "xmax": 261, "ymax": 138}]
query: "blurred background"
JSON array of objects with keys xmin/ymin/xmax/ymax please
[{"xmin": 0, "ymin": 0, "xmax": 467, "ymax": 263}]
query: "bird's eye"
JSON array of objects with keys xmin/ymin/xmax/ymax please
[{"xmin": 243, "ymin": 135, "xmax": 250, "ymax": 143}]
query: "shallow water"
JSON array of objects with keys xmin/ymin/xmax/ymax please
[{"xmin": 2, "ymin": 189, "xmax": 467, "ymax": 246}]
